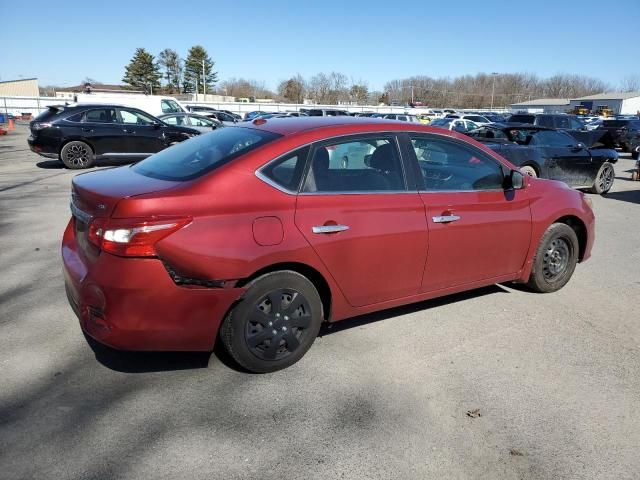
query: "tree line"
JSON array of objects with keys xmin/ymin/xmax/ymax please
[
  {"xmin": 122, "ymin": 46, "xmax": 217, "ymax": 94},
  {"xmin": 121, "ymin": 47, "xmax": 637, "ymax": 107}
]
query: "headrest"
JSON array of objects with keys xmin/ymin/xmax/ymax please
[{"xmin": 369, "ymin": 143, "xmax": 395, "ymax": 171}]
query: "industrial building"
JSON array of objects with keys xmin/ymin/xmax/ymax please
[
  {"xmin": 0, "ymin": 78, "xmax": 40, "ymax": 97},
  {"xmin": 568, "ymin": 92, "xmax": 640, "ymax": 115},
  {"xmin": 509, "ymin": 98, "xmax": 570, "ymax": 113}
]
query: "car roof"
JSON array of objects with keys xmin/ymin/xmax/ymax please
[
  {"xmin": 486, "ymin": 122, "xmax": 553, "ymax": 130},
  {"xmin": 242, "ymin": 116, "xmax": 459, "ymax": 136}
]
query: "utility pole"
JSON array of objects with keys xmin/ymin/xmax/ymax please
[
  {"xmin": 202, "ymin": 59, "xmax": 206, "ymax": 98},
  {"xmin": 491, "ymin": 72, "xmax": 499, "ymax": 110}
]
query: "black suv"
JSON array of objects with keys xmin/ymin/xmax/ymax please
[
  {"xmin": 508, "ymin": 113, "xmax": 586, "ymax": 131},
  {"xmin": 28, "ymin": 104, "xmax": 201, "ymax": 169},
  {"xmin": 596, "ymin": 118, "xmax": 640, "ymax": 152}
]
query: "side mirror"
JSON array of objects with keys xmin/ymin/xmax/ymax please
[
  {"xmin": 151, "ymin": 121, "xmax": 161, "ymax": 129},
  {"xmin": 505, "ymin": 169, "xmax": 525, "ymax": 190}
]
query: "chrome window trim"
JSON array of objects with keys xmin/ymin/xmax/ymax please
[
  {"xmin": 418, "ymin": 188, "xmax": 505, "ymax": 194},
  {"xmin": 70, "ymin": 201, "xmax": 92, "ymax": 224}
]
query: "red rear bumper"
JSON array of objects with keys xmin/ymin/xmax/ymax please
[{"xmin": 62, "ymin": 219, "xmax": 244, "ymax": 351}]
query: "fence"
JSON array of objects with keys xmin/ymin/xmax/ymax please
[{"xmin": 0, "ymin": 95, "xmax": 509, "ymax": 119}]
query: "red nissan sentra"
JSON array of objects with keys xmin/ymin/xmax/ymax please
[{"xmin": 62, "ymin": 117, "xmax": 595, "ymax": 372}]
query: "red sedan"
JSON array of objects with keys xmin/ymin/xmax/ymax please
[{"xmin": 63, "ymin": 117, "xmax": 595, "ymax": 372}]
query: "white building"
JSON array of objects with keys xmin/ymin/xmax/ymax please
[
  {"xmin": 510, "ymin": 98, "xmax": 570, "ymax": 113},
  {"xmin": 568, "ymin": 92, "xmax": 640, "ymax": 115}
]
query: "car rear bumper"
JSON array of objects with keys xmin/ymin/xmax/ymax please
[
  {"xmin": 62, "ymin": 219, "xmax": 245, "ymax": 351},
  {"xmin": 27, "ymin": 136, "xmax": 59, "ymax": 158}
]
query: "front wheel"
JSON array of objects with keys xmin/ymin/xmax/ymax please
[
  {"xmin": 526, "ymin": 223, "xmax": 579, "ymax": 293},
  {"xmin": 60, "ymin": 141, "xmax": 94, "ymax": 169},
  {"xmin": 220, "ymin": 271, "xmax": 323, "ymax": 373},
  {"xmin": 589, "ymin": 162, "xmax": 614, "ymax": 194}
]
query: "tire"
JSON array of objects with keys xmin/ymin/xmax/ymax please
[
  {"xmin": 631, "ymin": 151, "xmax": 639, "ymax": 160},
  {"xmin": 220, "ymin": 271, "xmax": 323, "ymax": 373},
  {"xmin": 520, "ymin": 165, "xmax": 537, "ymax": 178},
  {"xmin": 526, "ymin": 223, "xmax": 579, "ymax": 293},
  {"xmin": 589, "ymin": 161, "xmax": 614, "ymax": 194},
  {"xmin": 60, "ymin": 141, "xmax": 94, "ymax": 169}
]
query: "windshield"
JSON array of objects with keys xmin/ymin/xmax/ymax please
[
  {"xmin": 132, "ymin": 127, "xmax": 281, "ymax": 181},
  {"xmin": 430, "ymin": 119, "xmax": 452, "ymax": 128}
]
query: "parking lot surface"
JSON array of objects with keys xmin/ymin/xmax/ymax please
[{"xmin": 1, "ymin": 124, "xmax": 639, "ymax": 480}]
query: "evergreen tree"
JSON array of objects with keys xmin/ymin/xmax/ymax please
[
  {"xmin": 122, "ymin": 48, "xmax": 161, "ymax": 93},
  {"xmin": 183, "ymin": 45, "xmax": 217, "ymax": 94}
]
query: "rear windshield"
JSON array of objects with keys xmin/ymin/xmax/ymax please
[
  {"xmin": 602, "ymin": 120, "xmax": 627, "ymax": 127},
  {"xmin": 34, "ymin": 106, "xmax": 67, "ymax": 122},
  {"xmin": 131, "ymin": 127, "xmax": 281, "ymax": 181},
  {"xmin": 509, "ymin": 114, "xmax": 535, "ymax": 124}
]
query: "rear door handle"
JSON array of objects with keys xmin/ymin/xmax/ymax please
[
  {"xmin": 432, "ymin": 215, "xmax": 461, "ymax": 223},
  {"xmin": 123, "ymin": 128, "xmax": 134, "ymax": 133},
  {"xmin": 312, "ymin": 224, "xmax": 349, "ymax": 234},
  {"xmin": 82, "ymin": 128, "xmax": 93, "ymax": 132}
]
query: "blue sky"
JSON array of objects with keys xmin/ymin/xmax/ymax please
[{"xmin": 1, "ymin": 0, "xmax": 638, "ymax": 91}]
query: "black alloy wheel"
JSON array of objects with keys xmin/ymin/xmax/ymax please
[{"xmin": 60, "ymin": 141, "xmax": 94, "ymax": 169}]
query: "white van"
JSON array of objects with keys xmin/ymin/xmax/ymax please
[{"xmin": 73, "ymin": 92, "xmax": 186, "ymax": 117}]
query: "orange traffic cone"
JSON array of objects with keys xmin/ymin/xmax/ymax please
[{"xmin": 7, "ymin": 118, "xmax": 15, "ymax": 131}]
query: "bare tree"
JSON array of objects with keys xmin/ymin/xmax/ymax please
[{"xmin": 620, "ymin": 74, "xmax": 640, "ymax": 92}]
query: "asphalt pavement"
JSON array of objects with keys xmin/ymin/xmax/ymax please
[{"xmin": 1, "ymin": 124, "xmax": 639, "ymax": 480}]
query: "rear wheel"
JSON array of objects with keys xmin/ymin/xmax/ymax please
[
  {"xmin": 631, "ymin": 151, "xmax": 639, "ymax": 160},
  {"xmin": 60, "ymin": 141, "xmax": 94, "ymax": 169},
  {"xmin": 589, "ymin": 162, "xmax": 614, "ymax": 194},
  {"xmin": 221, "ymin": 271, "xmax": 323, "ymax": 373},
  {"xmin": 520, "ymin": 165, "xmax": 537, "ymax": 178},
  {"xmin": 526, "ymin": 223, "xmax": 579, "ymax": 293}
]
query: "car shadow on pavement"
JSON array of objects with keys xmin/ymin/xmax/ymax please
[
  {"xmin": 84, "ymin": 333, "xmax": 214, "ymax": 373},
  {"xmin": 601, "ymin": 189, "xmax": 640, "ymax": 205},
  {"xmin": 86, "ymin": 285, "xmax": 509, "ymax": 374},
  {"xmin": 319, "ymin": 284, "xmax": 509, "ymax": 337},
  {"xmin": 36, "ymin": 159, "xmax": 134, "ymax": 169}
]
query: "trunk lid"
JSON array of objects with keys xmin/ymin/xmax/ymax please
[{"xmin": 71, "ymin": 165, "xmax": 180, "ymax": 218}]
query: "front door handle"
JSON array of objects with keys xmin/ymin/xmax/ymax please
[
  {"xmin": 123, "ymin": 128, "xmax": 134, "ymax": 134},
  {"xmin": 82, "ymin": 128, "xmax": 93, "ymax": 133},
  {"xmin": 312, "ymin": 224, "xmax": 350, "ymax": 234},
  {"xmin": 432, "ymin": 215, "xmax": 461, "ymax": 223}
]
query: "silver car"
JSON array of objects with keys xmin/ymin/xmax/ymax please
[{"xmin": 157, "ymin": 113, "xmax": 223, "ymax": 133}]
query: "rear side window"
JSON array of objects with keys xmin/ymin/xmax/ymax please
[
  {"xmin": 84, "ymin": 108, "xmax": 117, "ymax": 123},
  {"xmin": 555, "ymin": 116, "xmax": 570, "ymax": 129},
  {"xmin": 303, "ymin": 137, "xmax": 405, "ymax": 193},
  {"xmin": 132, "ymin": 127, "xmax": 281, "ymax": 181},
  {"xmin": 260, "ymin": 147, "xmax": 310, "ymax": 192}
]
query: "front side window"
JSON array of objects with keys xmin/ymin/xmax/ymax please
[
  {"xmin": 569, "ymin": 117, "xmax": 584, "ymax": 130},
  {"xmin": 119, "ymin": 109, "xmax": 155, "ymax": 125},
  {"xmin": 161, "ymin": 99, "xmax": 182, "ymax": 113},
  {"xmin": 132, "ymin": 127, "xmax": 281, "ymax": 181},
  {"xmin": 83, "ymin": 108, "xmax": 117, "ymax": 123},
  {"xmin": 537, "ymin": 115, "xmax": 554, "ymax": 128},
  {"xmin": 410, "ymin": 135, "xmax": 504, "ymax": 191},
  {"xmin": 303, "ymin": 137, "xmax": 405, "ymax": 193}
]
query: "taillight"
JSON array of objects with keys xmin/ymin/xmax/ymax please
[
  {"xmin": 31, "ymin": 122, "xmax": 52, "ymax": 131},
  {"xmin": 88, "ymin": 217, "xmax": 191, "ymax": 257}
]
